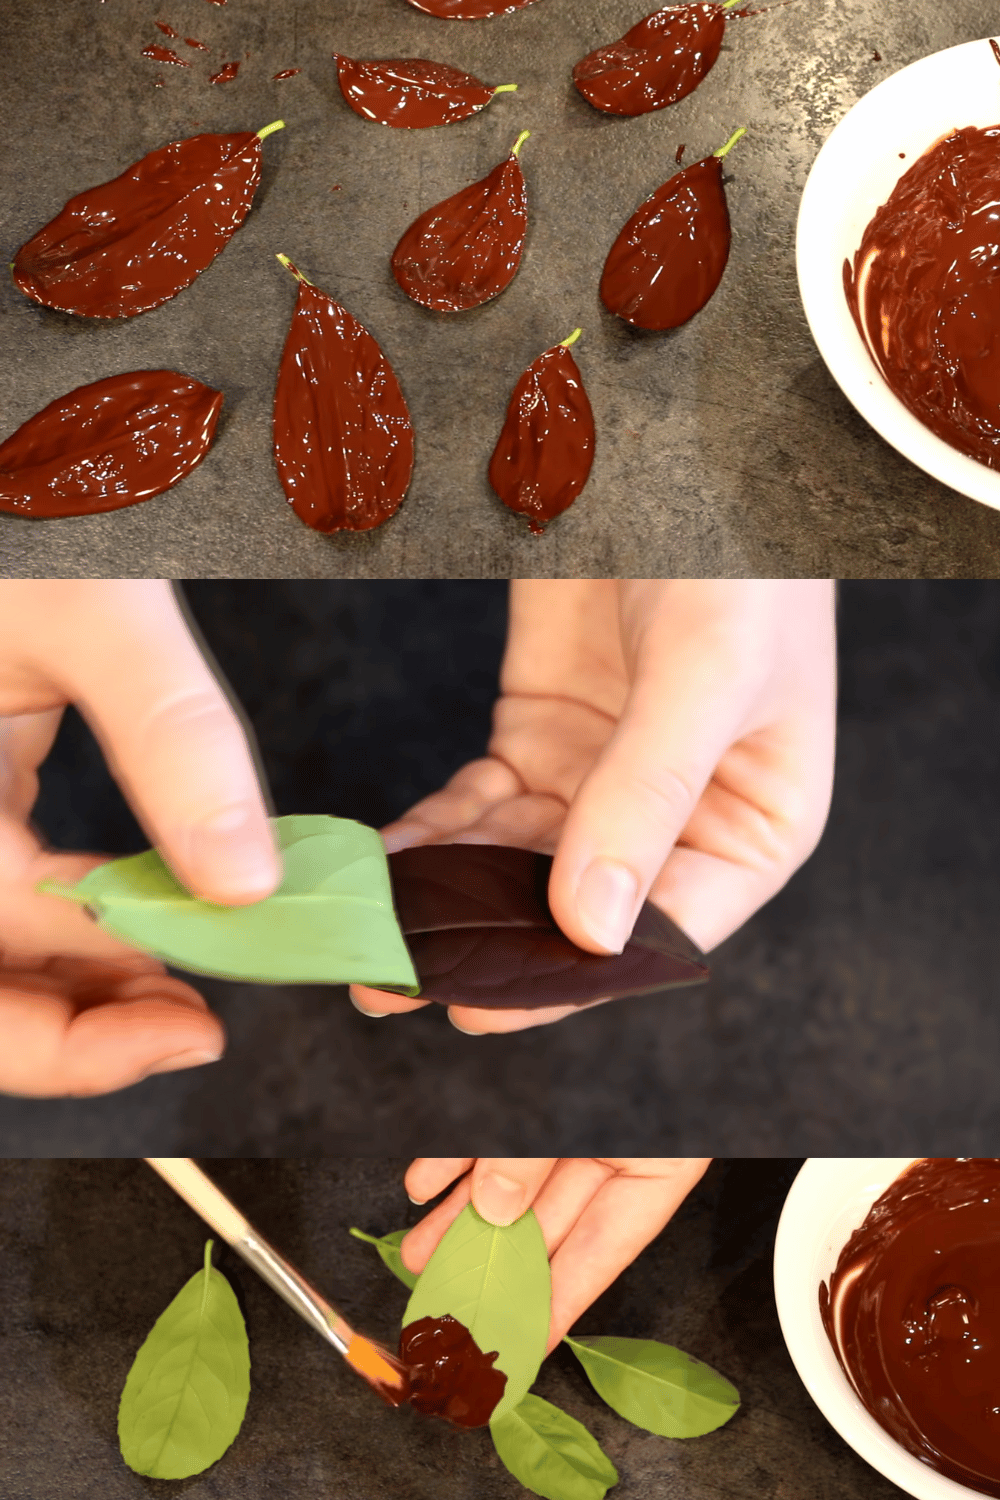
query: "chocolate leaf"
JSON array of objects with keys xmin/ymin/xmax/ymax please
[
  {"xmin": 273, "ymin": 261, "xmax": 414, "ymax": 532},
  {"xmin": 405, "ymin": 0, "xmax": 542, "ymax": 16},
  {"xmin": 388, "ymin": 844, "xmax": 708, "ymax": 1009},
  {"xmin": 564, "ymin": 1336, "xmax": 739, "ymax": 1438},
  {"xmin": 349, "ymin": 1227, "xmax": 418, "ymax": 1289},
  {"xmin": 13, "ymin": 122, "xmax": 284, "ymax": 319},
  {"xmin": 118, "ymin": 1241, "xmax": 250, "ymax": 1479},
  {"xmin": 39, "ymin": 814, "xmax": 419, "ymax": 993},
  {"xmin": 489, "ymin": 331, "xmax": 595, "ymax": 534},
  {"xmin": 491, "ymin": 1394, "xmax": 619, "ymax": 1500},
  {"xmin": 402, "ymin": 1204, "xmax": 551, "ymax": 1422},
  {"xmin": 573, "ymin": 4, "xmax": 727, "ymax": 116},
  {"xmin": 0, "ymin": 371, "xmax": 223, "ymax": 519},
  {"xmin": 335, "ymin": 55, "xmax": 512, "ymax": 128},
  {"xmin": 392, "ymin": 134, "xmax": 529, "ymax": 312}
]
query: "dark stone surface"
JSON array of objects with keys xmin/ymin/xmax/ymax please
[
  {"xmin": 0, "ymin": 1157, "xmax": 911, "ymax": 1500},
  {"xmin": 3, "ymin": 1, "xmax": 1000, "ymax": 578}
]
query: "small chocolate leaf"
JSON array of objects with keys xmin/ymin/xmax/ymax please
[
  {"xmin": 335, "ymin": 54, "xmax": 513, "ymax": 127},
  {"xmin": 491, "ymin": 1394, "xmax": 619, "ymax": 1500},
  {"xmin": 564, "ymin": 1335, "xmax": 740, "ymax": 1438},
  {"xmin": 573, "ymin": 4, "xmax": 728, "ymax": 116}
]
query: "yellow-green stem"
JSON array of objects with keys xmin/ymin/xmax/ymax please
[
  {"xmin": 722, "ymin": 0, "xmax": 742, "ymax": 9},
  {"xmin": 493, "ymin": 83, "xmax": 519, "ymax": 94},
  {"xmin": 560, "ymin": 328, "xmax": 583, "ymax": 349},
  {"xmin": 511, "ymin": 129, "xmax": 531, "ymax": 158},
  {"xmin": 258, "ymin": 120, "xmax": 286, "ymax": 141},
  {"xmin": 714, "ymin": 127, "xmax": 746, "ymax": 159},
  {"xmin": 276, "ymin": 253, "xmax": 313, "ymax": 286}
]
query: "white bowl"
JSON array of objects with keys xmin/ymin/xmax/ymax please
[
  {"xmin": 796, "ymin": 39, "xmax": 1000, "ymax": 512},
  {"xmin": 773, "ymin": 1158, "xmax": 985, "ymax": 1500}
]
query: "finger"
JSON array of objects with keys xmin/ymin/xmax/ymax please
[
  {"xmin": 469, "ymin": 1158, "xmax": 559, "ymax": 1227},
  {"xmin": 0, "ymin": 708, "xmax": 65, "ymax": 822},
  {"xmin": 648, "ymin": 844, "xmax": 800, "ymax": 952},
  {"xmin": 401, "ymin": 1175, "xmax": 474, "ymax": 1273},
  {"xmin": 446, "ymin": 995, "xmax": 613, "ymax": 1036},
  {"xmin": 381, "ymin": 758, "xmax": 523, "ymax": 853},
  {"xmin": 404, "ymin": 1158, "xmax": 474, "ymax": 1206},
  {"xmin": 348, "ymin": 984, "xmax": 429, "ymax": 1019}
]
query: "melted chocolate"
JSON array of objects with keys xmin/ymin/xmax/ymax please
[
  {"xmin": 399, "ymin": 1316, "xmax": 507, "ymax": 1428},
  {"xmin": 273, "ymin": 67, "xmax": 301, "ymax": 79},
  {"xmin": 392, "ymin": 136, "xmax": 528, "ymax": 311},
  {"xmin": 13, "ymin": 127, "xmax": 280, "ymax": 319},
  {"xmin": 821, "ymin": 1159, "xmax": 1000, "ymax": 1497},
  {"xmin": 273, "ymin": 266, "xmax": 414, "ymax": 532},
  {"xmin": 141, "ymin": 43, "xmax": 189, "ymax": 66},
  {"xmin": 844, "ymin": 124, "xmax": 1000, "ymax": 472},
  {"xmin": 335, "ymin": 54, "xmax": 506, "ymax": 128},
  {"xmin": 489, "ymin": 335, "xmax": 595, "ymax": 533},
  {"xmin": 574, "ymin": 3, "xmax": 727, "ymax": 117},
  {"xmin": 155, "ymin": 21, "xmax": 179, "ymax": 37},
  {"xmin": 186, "ymin": 37, "xmax": 210, "ymax": 50},
  {"xmin": 405, "ymin": 0, "xmax": 540, "ymax": 17},
  {"xmin": 210, "ymin": 60, "xmax": 240, "ymax": 83},
  {"xmin": 387, "ymin": 843, "xmax": 709, "ymax": 1008},
  {"xmin": 601, "ymin": 145, "xmax": 736, "ymax": 329},
  {"xmin": 0, "ymin": 371, "xmax": 222, "ymax": 518}
]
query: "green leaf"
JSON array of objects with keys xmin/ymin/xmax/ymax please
[
  {"xmin": 491, "ymin": 1394, "xmax": 618, "ymax": 1500},
  {"xmin": 118, "ymin": 1240, "xmax": 251, "ymax": 1479},
  {"xmin": 39, "ymin": 814, "xmax": 419, "ymax": 993},
  {"xmin": 402, "ymin": 1203, "xmax": 551, "ymax": 1422},
  {"xmin": 564, "ymin": 1335, "xmax": 739, "ymax": 1438},
  {"xmin": 349, "ymin": 1227, "xmax": 417, "ymax": 1289}
]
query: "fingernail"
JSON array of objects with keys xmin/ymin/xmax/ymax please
[
  {"xmin": 476, "ymin": 1172, "xmax": 526, "ymax": 1226},
  {"xmin": 350, "ymin": 994, "xmax": 392, "ymax": 1020},
  {"xmin": 407, "ymin": 1194, "xmax": 427, "ymax": 1206},
  {"xmin": 190, "ymin": 805, "xmax": 280, "ymax": 902},
  {"xmin": 144, "ymin": 1048, "xmax": 222, "ymax": 1077},
  {"xmin": 575, "ymin": 859, "xmax": 639, "ymax": 954},
  {"xmin": 448, "ymin": 1014, "xmax": 485, "ymax": 1036},
  {"xmin": 382, "ymin": 825, "xmax": 423, "ymax": 854}
]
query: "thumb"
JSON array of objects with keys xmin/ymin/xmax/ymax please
[{"xmin": 471, "ymin": 1158, "xmax": 558, "ymax": 1227}]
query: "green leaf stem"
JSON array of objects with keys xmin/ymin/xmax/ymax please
[
  {"xmin": 491, "ymin": 1394, "xmax": 618, "ymax": 1500},
  {"xmin": 564, "ymin": 1336, "xmax": 739, "ymax": 1438},
  {"xmin": 349, "ymin": 1227, "xmax": 418, "ymax": 1289}
]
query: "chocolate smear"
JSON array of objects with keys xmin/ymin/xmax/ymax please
[
  {"xmin": 400, "ymin": 1315, "xmax": 507, "ymax": 1428},
  {"xmin": 335, "ymin": 54, "xmax": 515, "ymax": 128},
  {"xmin": 573, "ymin": 2, "xmax": 729, "ymax": 117},
  {"xmin": 405, "ymin": 0, "xmax": 541, "ymax": 17}
]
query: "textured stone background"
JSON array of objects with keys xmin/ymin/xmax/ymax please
[
  {"xmin": 0, "ymin": 1158, "xmax": 914, "ymax": 1500},
  {"xmin": 3, "ymin": 1, "xmax": 1000, "ymax": 577}
]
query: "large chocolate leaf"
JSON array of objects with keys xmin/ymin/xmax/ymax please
[
  {"xmin": 0, "ymin": 370, "xmax": 222, "ymax": 518},
  {"xmin": 388, "ymin": 844, "xmax": 708, "ymax": 1009},
  {"xmin": 273, "ymin": 260, "xmax": 414, "ymax": 532},
  {"xmin": 573, "ymin": 4, "xmax": 728, "ymax": 117},
  {"xmin": 13, "ymin": 122, "xmax": 284, "ymax": 319},
  {"xmin": 405, "ymin": 0, "xmax": 542, "ymax": 17},
  {"xmin": 335, "ymin": 55, "xmax": 516, "ymax": 128}
]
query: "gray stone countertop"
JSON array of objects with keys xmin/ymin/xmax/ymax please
[
  {"xmin": 0, "ymin": 1158, "xmax": 913, "ymax": 1499},
  {"xmin": 2, "ymin": 1, "xmax": 1000, "ymax": 579}
]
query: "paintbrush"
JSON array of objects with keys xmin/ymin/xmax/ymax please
[{"xmin": 145, "ymin": 1157, "xmax": 409, "ymax": 1404}]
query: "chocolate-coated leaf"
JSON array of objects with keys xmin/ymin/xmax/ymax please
[
  {"xmin": 564, "ymin": 1336, "xmax": 740, "ymax": 1438},
  {"xmin": 392, "ymin": 134, "xmax": 529, "ymax": 311},
  {"xmin": 118, "ymin": 1241, "xmax": 250, "ymax": 1480},
  {"xmin": 335, "ymin": 54, "xmax": 515, "ymax": 127},
  {"xmin": 13, "ymin": 123, "xmax": 284, "ymax": 319},
  {"xmin": 349, "ymin": 1227, "xmax": 418, "ymax": 1289},
  {"xmin": 489, "ymin": 332, "xmax": 595, "ymax": 533},
  {"xmin": 39, "ymin": 814, "xmax": 419, "ymax": 992},
  {"xmin": 273, "ymin": 261, "xmax": 414, "ymax": 532},
  {"xmin": 573, "ymin": 4, "xmax": 727, "ymax": 117},
  {"xmin": 405, "ymin": 0, "xmax": 542, "ymax": 17},
  {"xmin": 403, "ymin": 1204, "xmax": 551, "ymax": 1423},
  {"xmin": 388, "ymin": 844, "xmax": 708, "ymax": 1009},
  {"xmin": 0, "ymin": 370, "xmax": 222, "ymax": 518},
  {"xmin": 491, "ymin": 1395, "xmax": 619, "ymax": 1500}
]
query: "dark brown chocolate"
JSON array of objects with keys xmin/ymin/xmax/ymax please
[
  {"xmin": 387, "ymin": 844, "xmax": 708, "ymax": 1009},
  {"xmin": 405, "ymin": 0, "xmax": 540, "ymax": 17},
  {"xmin": 209, "ymin": 61, "xmax": 240, "ymax": 83},
  {"xmin": 335, "ymin": 55, "xmax": 506, "ymax": 128},
  {"xmin": 399, "ymin": 1315, "xmax": 507, "ymax": 1428},
  {"xmin": 821, "ymin": 1158, "xmax": 1000, "ymax": 1497},
  {"xmin": 573, "ymin": 3, "xmax": 727, "ymax": 117},
  {"xmin": 141, "ymin": 43, "xmax": 190, "ymax": 66},
  {"xmin": 489, "ymin": 334, "xmax": 595, "ymax": 533}
]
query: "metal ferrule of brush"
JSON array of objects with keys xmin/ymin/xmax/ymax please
[{"xmin": 234, "ymin": 1230, "xmax": 351, "ymax": 1355}]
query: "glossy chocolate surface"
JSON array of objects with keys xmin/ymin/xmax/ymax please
[
  {"xmin": 399, "ymin": 1315, "xmax": 507, "ymax": 1428},
  {"xmin": 273, "ymin": 278, "xmax": 414, "ymax": 532},
  {"xmin": 574, "ymin": 3, "xmax": 726, "ymax": 117},
  {"xmin": 0, "ymin": 370, "xmax": 222, "ymax": 519},
  {"xmin": 387, "ymin": 843, "xmax": 709, "ymax": 1008},
  {"xmin": 845, "ymin": 125, "xmax": 1000, "ymax": 472},
  {"xmin": 489, "ymin": 341, "xmax": 595, "ymax": 532},
  {"xmin": 601, "ymin": 153, "xmax": 731, "ymax": 329},
  {"xmin": 141, "ymin": 43, "xmax": 189, "ymax": 66},
  {"xmin": 405, "ymin": 0, "xmax": 540, "ymax": 17},
  {"xmin": 13, "ymin": 130, "xmax": 266, "ymax": 319},
  {"xmin": 820, "ymin": 1158, "xmax": 1000, "ymax": 1497},
  {"xmin": 335, "ymin": 55, "xmax": 497, "ymax": 128},
  {"xmin": 209, "ymin": 61, "xmax": 240, "ymax": 83},
  {"xmin": 392, "ymin": 145, "xmax": 527, "ymax": 311}
]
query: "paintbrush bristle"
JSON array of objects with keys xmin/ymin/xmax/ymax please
[{"xmin": 347, "ymin": 1334, "xmax": 410, "ymax": 1405}]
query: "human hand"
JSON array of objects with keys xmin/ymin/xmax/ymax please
[
  {"xmin": 401, "ymin": 1156, "xmax": 712, "ymax": 1352},
  {"xmin": 352, "ymin": 579, "xmax": 836, "ymax": 1032},
  {"xmin": 0, "ymin": 580, "xmax": 280, "ymax": 1096}
]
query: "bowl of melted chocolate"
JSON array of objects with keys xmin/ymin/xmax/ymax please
[
  {"xmin": 797, "ymin": 39, "xmax": 1000, "ymax": 512},
  {"xmin": 775, "ymin": 1159, "xmax": 1000, "ymax": 1500}
]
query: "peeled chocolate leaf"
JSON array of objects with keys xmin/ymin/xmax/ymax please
[
  {"xmin": 349, "ymin": 1228, "xmax": 418, "ymax": 1290},
  {"xmin": 389, "ymin": 843, "xmax": 708, "ymax": 1010},
  {"xmin": 335, "ymin": 54, "xmax": 515, "ymax": 127},
  {"xmin": 491, "ymin": 1395, "xmax": 619, "ymax": 1500},
  {"xmin": 573, "ymin": 3, "xmax": 727, "ymax": 117},
  {"xmin": 405, "ymin": 0, "xmax": 542, "ymax": 17},
  {"xmin": 12, "ymin": 122, "xmax": 284, "ymax": 318},
  {"xmin": 39, "ymin": 814, "xmax": 420, "ymax": 992},
  {"xmin": 392, "ymin": 134, "xmax": 529, "ymax": 311},
  {"xmin": 489, "ymin": 332, "xmax": 595, "ymax": 534},
  {"xmin": 564, "ymin": 1336, "xmax": 740, "ymax": 1439},
  {"xmin": 118, "ymin": 1241, "xmax": 250, "ymax": 1480},
  {"xmin": 403, "ymin": 1204, "xmax": 551, "ymax": 1423},
  {"xmin": 0, "ymin": 371, "xmax": 222, "ymax": 519},
  {"xmin": 273, "ymin": 263, "xmax": 414, "ymax": 533}
]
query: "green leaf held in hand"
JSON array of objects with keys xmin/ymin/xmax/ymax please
[
  {"xmin": 118, "ymin": 1239, "xmax": 251, "ymax": 1480},
  {"xmin": 349, "ymin": 1227, "xmax": 418, "ymax": 1289},
  {"xmin": 403, "ymin": 1202, "xmax": 551, "ymax": 1421},
  {"xmin": 491, "ymin": 1394, "xmax": 618, "ymax": 1500},
  {"xmin": 564, "ymin": 1335, "xmax": 739, "ymax": 1438},
  {"xmin": 39, "ymin": 814, "xmax": 419, "ymax": 993}
]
